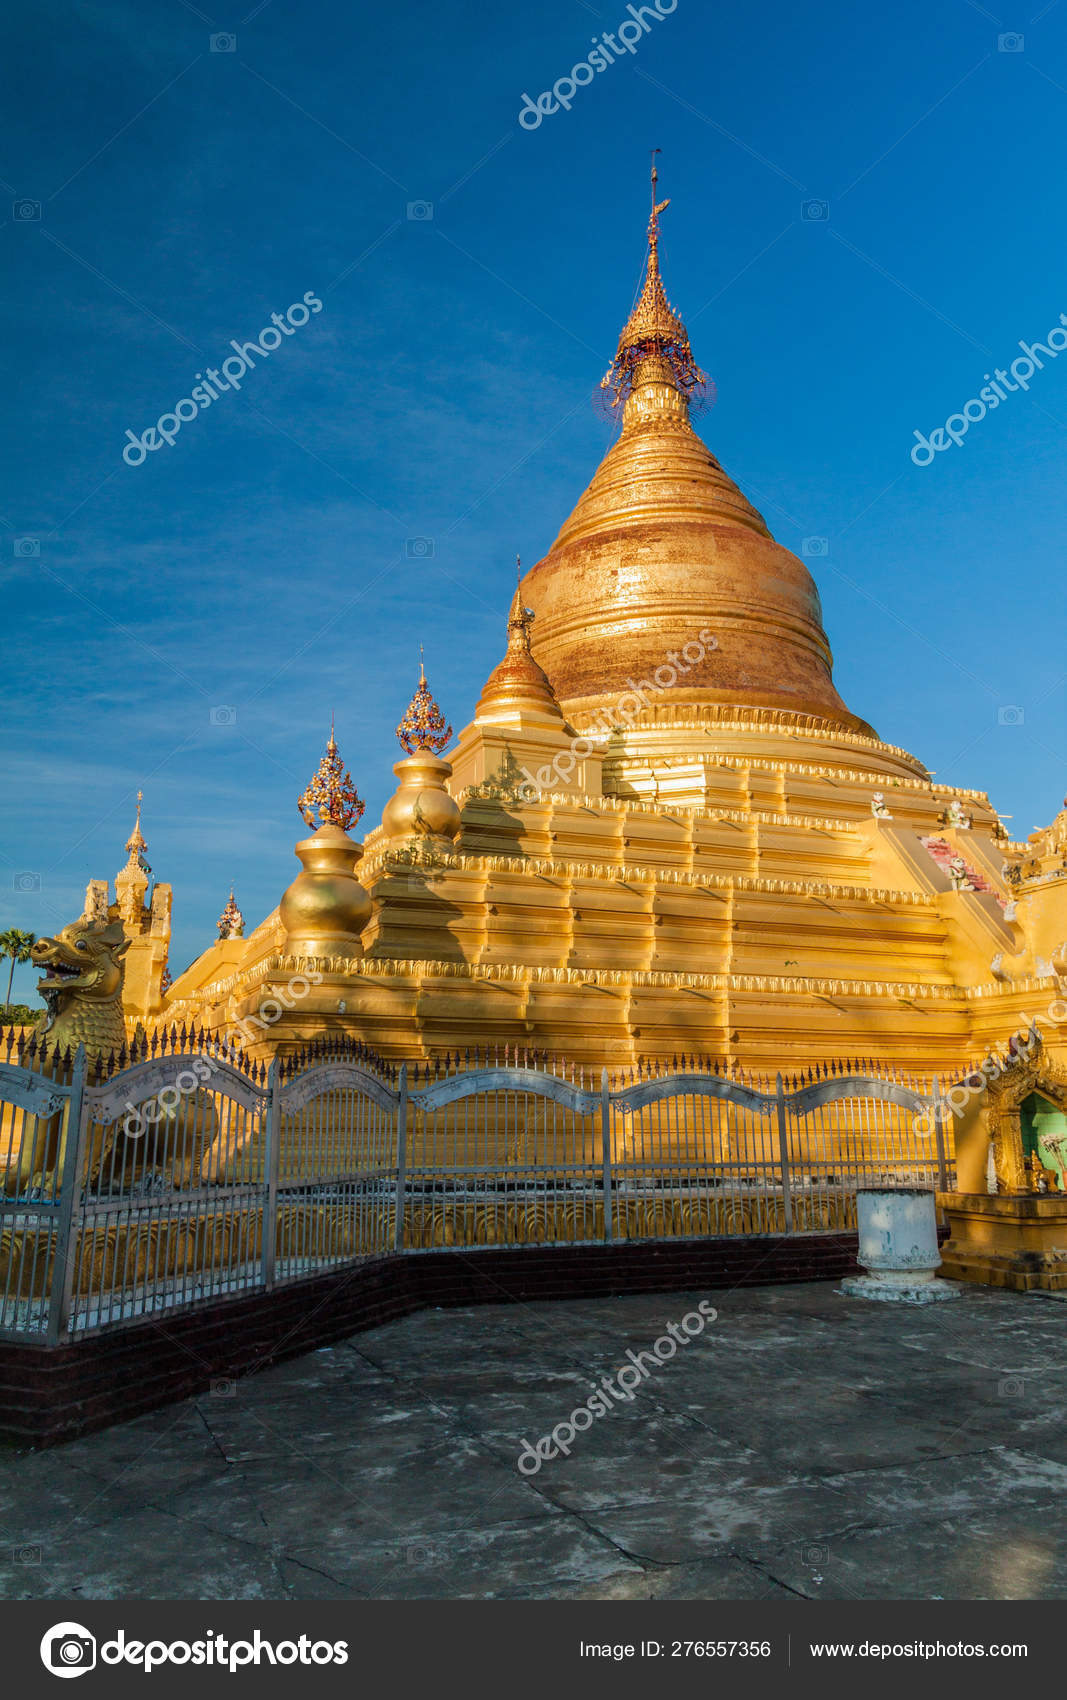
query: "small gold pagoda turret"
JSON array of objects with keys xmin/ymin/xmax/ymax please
[
  {"xmin": 381, "ymin": 658, "xmax": 461, "ymax": 851},
  {"xmin": 449, "ymin": 560, "xmax": 604, "ymax": 800},
  {"xmin": 114, "ymin": 791, "xmax": 152, "ymax": 929},
  {"xmin": 476, "ymin": 571, "xmax": 564, "ymax": 724},
  {"xmin": 217, "ymin": 886, "xmax": 245, "ymax": 940},
  {"xmin": 98, "ymin": 791, "xmax": 173, "ymax": 1023},
  {"xmin": 280, "ymin": 725, "xmax": 372, "ymax": 960}
]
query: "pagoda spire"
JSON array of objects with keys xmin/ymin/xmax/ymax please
[
  {"xmin": 475, "ymin": 555, "xmax": 563, "ymax": 720},
  {"xmin": 507, "ymin": 554, "xmax": 535, "ymax": 652},
  {"xmin": 281, "ymin": 726, "xmax": 371, "ymax": 959},
  {"xmin": 601, "ymin": 152, "xmax": 706, "ymax": 410},
  {"xmin": 217, "ymin": 885, "xmax": 245, "ymax": 940},
  {"xmin": 123, "ymin": 790, "xmax": 149, "ymax": 872},
  {"xmin": 114, "ymin": 788, "xmax": 151, "ymax": 928},
  {"xmin": 297, "ymin": 725, "xmax": 365, "ymax": 831},
  {"xmin": 382, "ymin": 659, "xmax": 461, "ymax": 849},
  {"xmin": 396, "ymin": 655, "xmax": 453, "ymax": 755}
]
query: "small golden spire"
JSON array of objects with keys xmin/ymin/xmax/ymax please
[
  {"xmin": 122, "ymin": 789, "xmax": 150, "ymax": 873},
  {"xmin": 475, "ymin": 558, "xmax": 563, "ymax": 720},
  {"xmin": 396, "ymin": 658, "xmax": 453, "ymax": 755},
  {"xmin": 297, "ymin": 725, "xmax": 365, "ymax": 831},
  {"xmin": 507, "ymin": 562, "xmax": 535, "ymax": 652},
  {"xmin": 217, "ymin": 884, "xmax": 245, "ymax": 940},
  {"xmin": 601, "ymin": 152, "xmax": 706, "ymax": 408}
]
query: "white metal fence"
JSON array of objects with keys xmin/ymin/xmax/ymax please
[{"xmin": 0, "ymin": 1032, "xmax": 951, "ymax": 1341}]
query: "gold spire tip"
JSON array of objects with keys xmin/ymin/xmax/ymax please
[
  {"xmin": 600, "ymin": 154, "xmax": 706, "ymax": 410},
  {"xmin": 124, "ymin": 789, "xmax": 149, "ymax": 865}
]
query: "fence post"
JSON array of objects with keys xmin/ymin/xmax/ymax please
[
  {"xmin": 775, "ymin": 1073, "xmax": 794, "ymax": 1236},
  {"xmin": 931, "ymin": 1075, "xmax": 949, "ymax": 1193},
  {"xmin": 46, "ymin": 1045, "xmax": 88, "ymax": 1346},
  {"xmin": 394, "ymin": 1064, "xmax": 408, "ymax": 1253},
  {"xmin": 261, "ymin": 1058, "xmax": 280, "ymax": 1293},
  {"xmin": 600, "ymin": 1068, "xmax": 614, "ymax": 1243}
]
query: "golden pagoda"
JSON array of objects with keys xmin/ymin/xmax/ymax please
[{"xmin": 143, "ymin": 167, "xmax": 1065, "ymax": 1093}]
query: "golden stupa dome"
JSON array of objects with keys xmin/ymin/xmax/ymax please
[{"xmin": 520, "ymin": 165, "xmax": 871, "ymax": 737}]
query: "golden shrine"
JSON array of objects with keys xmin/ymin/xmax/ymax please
[{"xmin": 57, "ymin": 169, "xmax": 1067, "ymax": 1124}]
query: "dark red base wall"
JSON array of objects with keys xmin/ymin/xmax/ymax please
[{"xmin": 0, "ymin": 1233, "xmax": 858, "ymax": 1447}]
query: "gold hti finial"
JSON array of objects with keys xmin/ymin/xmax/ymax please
[
  {"xmin": 600, "ymin": 152, "xmax": 706, "ymax": 409},
  {"xmin": 396, "ymin": 658, "xmax": 453, "ymax": 755},
  {"xmin": 297, "ymin": 725, "xmax": 366, "ymax": 831},
  {"xmin": 507, "ymin": 557, "xmax": 535, "ymax": 653},
  {"xmin": 123, "ymin": 789, "xmax": 150, "ymax": 871},
  {"xmin": 217, "ymin": 885, "xmax": 245, "ymax": 940}
]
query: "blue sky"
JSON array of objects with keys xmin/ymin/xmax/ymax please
[{"xmin": 4, "ymin": 0, "xmax": 1067, "ymax": 996}]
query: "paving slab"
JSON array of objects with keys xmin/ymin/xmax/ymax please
[
  {"xmin": 282, "ymin": 1512, "xmax": 639, "ymax": 1600},
  {"xmin": 0, "ymin": 1508, "xmax": 286, "ymax": 1601},
  {"xmin": 3, "ymin": 1281, "xmax": 1066, "ymax": 1600},
  {"xmin": 765, "ymin": 1504, "xmax": 1067, "ymax": 1600}
]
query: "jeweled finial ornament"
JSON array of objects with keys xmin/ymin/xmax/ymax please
[
  {"xmin": 601, "ymin": 152, "xmax": 707, "ymax": 409},
  {"xmin": 217, "ymin": 885, "xmax": 245, "ymax": 940},
  {"xmin": 396, "ymin": 653, "xmax": 453, "ymax": 755},
  {"xmin": 297, "ymin": 724, "xmax": 365, "ymax": 831}
]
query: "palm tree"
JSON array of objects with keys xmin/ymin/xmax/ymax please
[{"xmin": 0, "ymin": 929, "xmax": 36, "ymax": 1007}]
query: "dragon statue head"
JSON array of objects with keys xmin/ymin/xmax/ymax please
[{"xmin": 30, "ymin": 914, "xmax": 130, "ymax": 1057}]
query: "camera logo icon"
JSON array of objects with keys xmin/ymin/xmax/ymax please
[
  {"xmin": 209, "ymin": 705, "xmax": 237, "ymax": 726},
  {"xmin": 14, "ymin": 871, "xmax": 41, "ymax": 893},
  {"xmin": 998, "ymin": 32, "xmax": 1024, "ymax": 51},
  {"xmin": 802, "ymin": 199, "xmax": 829, "ymax": 221},
  {"xmin": 802, "ymin": 536, "xmax": 829, "ymax": 557},
  {"xmin": 210, "ymin": 32, "xmax": 236, "ymax": 51},
  {"xmin": 13, "ymin": 199, "xmax": 41, "ymax": 221},
  {"xmin": 405, "ymin": 537, "xmax": 435, "ymax": 558},
  {"xmin": 14, "ymin": 538, "xmax": 41, "ymax": 557},
  {"xmin": 998, "ymin": 705, "xmax": 1024, "ymax": 726},
  {"xmin": 998, "ymin": 1375, "xmax": 1025, "ymax": 1396},
  {"xmin": 41, "ymin": 1623, "xmax": 96, "ymax": 1678},
  {"xmin": 407, "ymin": 200, "xmax": 434, "ymax": 221}
]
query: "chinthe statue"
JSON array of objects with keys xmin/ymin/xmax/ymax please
[{"xmin": 30, "ymin": 914, "xmax": 130, "ymax": 1057}]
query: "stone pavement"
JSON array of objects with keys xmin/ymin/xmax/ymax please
[{"xmin": 2, "ymin": 1280, "xmax": 1067, "ymax": 1600}]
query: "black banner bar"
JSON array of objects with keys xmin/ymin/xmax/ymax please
[{"xmin": 1, "ymin": 1600, "xmax": 1057, "ymax": 1698}]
